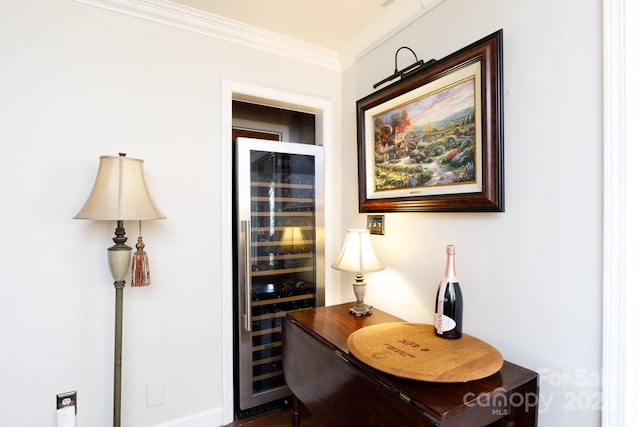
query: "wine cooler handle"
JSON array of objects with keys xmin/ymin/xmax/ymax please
[{"xmin": 241, "ymin": 220, "xmax": 252, "ymax": 332}]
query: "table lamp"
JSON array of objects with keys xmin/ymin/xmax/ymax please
[
  {"xmin": 331, "ymin": 229, "xmax": 384, "ymax": 316},
  {"xmin": 74, "ymin": 153, "xmax": 165, "ymax": 427}
]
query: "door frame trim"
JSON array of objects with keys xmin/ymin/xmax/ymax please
[{"xmin": 602, "ymin": 0, "xmax": 640, "ymax": 424}]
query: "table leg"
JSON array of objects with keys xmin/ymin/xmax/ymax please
[{"xmin": 291, "ymin": 395, "xmax": 300, "ymax": 427}]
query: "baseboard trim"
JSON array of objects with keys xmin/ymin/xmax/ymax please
[{"xmin": 152, "ymin": 407, "xmax": 223, "ymax": 427}]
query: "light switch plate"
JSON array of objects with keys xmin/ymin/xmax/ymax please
[
  {"xmin": 147, "ymin": 381, "xmax": 166, "ymax": 407},
  {"xmin": 367, "ymin": 215, "xmax": 385, "ymax": 235}
]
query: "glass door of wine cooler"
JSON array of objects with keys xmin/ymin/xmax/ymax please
[{"xmin": 234, "ymin": 137, "xmax": 324, "ymax": 414}]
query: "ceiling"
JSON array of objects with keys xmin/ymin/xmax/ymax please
[{"xmin": 169, "ymin": 0, "xmax": 403, "ymax": 51}]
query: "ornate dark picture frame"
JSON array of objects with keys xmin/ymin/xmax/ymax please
[{"xmin": 357, "ymin": 30, "xmax": 504, "ymax": 212}]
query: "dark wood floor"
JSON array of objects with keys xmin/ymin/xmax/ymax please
[{"xmin": 225, "ymin": 403, "xmax": 322, "ymax": 427}]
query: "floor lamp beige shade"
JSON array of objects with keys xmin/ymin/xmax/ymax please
[{"xmin": 74, "ymin": 153, "xmax": 165, "ymax": 221}]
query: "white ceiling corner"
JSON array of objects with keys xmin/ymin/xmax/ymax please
[{"xmin": 339, "ymin": 0, "xmax": 444, "ymax": 68}]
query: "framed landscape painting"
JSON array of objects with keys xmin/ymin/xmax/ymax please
[{"xmin": 357, "ymin": 30, "xmax": 504, "ymax": 212}]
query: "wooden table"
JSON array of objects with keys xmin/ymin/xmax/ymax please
[{"xmin": 282, "ymin": 303, "xmax": 538, "ymax": 426}]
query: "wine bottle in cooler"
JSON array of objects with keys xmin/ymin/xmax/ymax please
[{"xmin": 434, "ymin": 245, "xmax": 463, "ymax": 339}]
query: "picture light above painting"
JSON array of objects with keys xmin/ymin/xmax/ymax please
[{"xmin": 357, "ymin": 30, "xmax": 504, "ymax": 213}]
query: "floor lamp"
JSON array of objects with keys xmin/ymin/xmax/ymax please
[{"xmin": 74, "ymin": 153, "xmax": 165, "ymax": 427}]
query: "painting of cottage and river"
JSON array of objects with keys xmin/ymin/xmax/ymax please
[{"xmin": 372, "ymin": 76, "xmax": 479, "ymax": 193}]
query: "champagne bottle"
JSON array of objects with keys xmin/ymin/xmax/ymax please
[{"xmin": 434, "ymin": 245, "xmax": 463, "ymax": 339}]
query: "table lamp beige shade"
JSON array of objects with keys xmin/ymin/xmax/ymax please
[
  {"xmin": 280, "ymin": 226, "xmax": 309, "ymax": 254},
  {"xmin": 74, "ymin": 153, "xmax": 164, "ymax": 427},
  {"xmin": 332, "ymin": 229, "xmax": 384, "ymax": 316}
]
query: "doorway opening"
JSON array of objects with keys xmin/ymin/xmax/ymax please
[
  {"xmin": 220, "ymin": 80, "xmax": 333, "ymax": 425},
  {"xmin": 231, "ymin": 101, "xmax": 320, "ymax": 418}
]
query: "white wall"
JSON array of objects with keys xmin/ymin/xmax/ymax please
[
  {"xmin": 339, "ymin": 0, "xmax": 602, "ymax": 426},
  {"xmin": 0, "ymin": 0, "xmax": 603, "ymax": 425},
  {"xmin": 0, "ymin": 1, "xmax": 340, "ymax": 426}
]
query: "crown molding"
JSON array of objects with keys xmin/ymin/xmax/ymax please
[
  {"xmin": 73, "ymin": 0, "xmax": 443, "ymax": 71},
  {"xmin": 73, "ymin": 0, "xmax": 341, "ymax": 70}
]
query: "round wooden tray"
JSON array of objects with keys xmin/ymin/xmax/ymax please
[{"xmin": 347, "ymin": 322, "xmax": 503, "ymax": 383}]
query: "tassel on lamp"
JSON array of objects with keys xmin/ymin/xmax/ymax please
[{"xmin": 131, "ymin": 222, "xmax": 151, "ymax": 287}]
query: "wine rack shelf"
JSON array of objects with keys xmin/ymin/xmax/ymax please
[{"xmin": 237, "ymin": 142, "xmax": 322, "ymax": 403}]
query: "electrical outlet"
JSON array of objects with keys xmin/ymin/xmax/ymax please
[
  {"xmin": 367, "ymin": 215, "xmax": 385, "ymax": 235},
  {"xmin": 56, "ymin": 391, "xmax": 77, "ymax": 427}
]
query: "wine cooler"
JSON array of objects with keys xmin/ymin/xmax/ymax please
[{"xmin": 233, "ymin": 137, "xmax": 324, "ymax": 416}]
